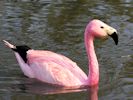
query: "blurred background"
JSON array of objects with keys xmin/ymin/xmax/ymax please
[{"xmin": 0, "ymin": 0, "xmax": 133, "ymax": 100}]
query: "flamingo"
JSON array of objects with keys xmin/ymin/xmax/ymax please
[{"xmin": 3, "ymin": 19, "xmax": 118, "ymax": 87}]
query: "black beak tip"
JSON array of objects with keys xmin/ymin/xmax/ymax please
[
  {"xmin": 115, "ymin": 41, "xmax": 118, "ymax": 45},
  {"xmin": 109, "ymin": 32, "xmax": 118, "ymax": 45}
]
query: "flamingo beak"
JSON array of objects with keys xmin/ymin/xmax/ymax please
[
  {"xmin": 109, "ymin": 32, "xmax": 118, "ymax": 45},
  {"xmin": 3, "ymin": 40, "xmax": 16, "ymax": 49}
]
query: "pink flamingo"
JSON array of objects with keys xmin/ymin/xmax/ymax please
[{"xmin": 3, "ymin": 19, "xmax": 118, "ymax": 87}]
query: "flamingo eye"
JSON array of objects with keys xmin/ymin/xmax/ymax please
[{"xmin": 100, "ymin": 26, "xmax": 104, "ymax": 29}]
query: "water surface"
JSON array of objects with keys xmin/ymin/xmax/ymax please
[{"xmin": 0, "ymin": 0, "xmax": 133, "ymax": 100}]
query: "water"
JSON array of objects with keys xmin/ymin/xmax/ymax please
[{"xmin": 0, "ymin": 0, "xmax": 133, "ymax": 100}]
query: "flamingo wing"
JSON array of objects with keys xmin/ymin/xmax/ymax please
[{"xmin": 27, "ymin": 50, "xmax": 87, "ymax": 86}]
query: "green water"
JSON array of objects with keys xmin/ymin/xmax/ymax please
[{"xmin": 0, "ymin": 0, "xmax": 133, "ymax": 100}]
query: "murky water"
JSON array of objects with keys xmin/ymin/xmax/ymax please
[{"xmin": 0, "ymin": 0, "xmax": 133, "ymax": 100}]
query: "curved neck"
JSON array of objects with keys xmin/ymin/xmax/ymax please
[{"xmin": 85, "ymin": 31, "xmax": 99, "ymax": 86}]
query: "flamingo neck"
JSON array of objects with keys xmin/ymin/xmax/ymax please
[{"xmin": 85, "ymin": 32, "xmax": 99, "ymax": 86}]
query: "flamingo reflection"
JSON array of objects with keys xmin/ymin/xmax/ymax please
[{"xmin": 12, "ymin": 79, "xmax": 98, "ymax": 100}]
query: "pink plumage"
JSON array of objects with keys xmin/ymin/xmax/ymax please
[
  {"xmin": 3, "ymin": 19, "xmax": 118, "ymax": 87},
  {"xmin": 27, "ymin": 50, "xmax": 88, "ymax": 86}
]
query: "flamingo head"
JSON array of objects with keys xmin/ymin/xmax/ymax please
[{"xmin": 86, "ymin": 19, "xmax": 118, "ymax": 45}]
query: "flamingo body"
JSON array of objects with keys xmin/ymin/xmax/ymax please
[
  {"xmin": 3, "ymin": 19, "xmax": 118, "ymax": 87},
  {"xmin": 27, "ymin": 50, "xmax": 88, "ymax": 86}
]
